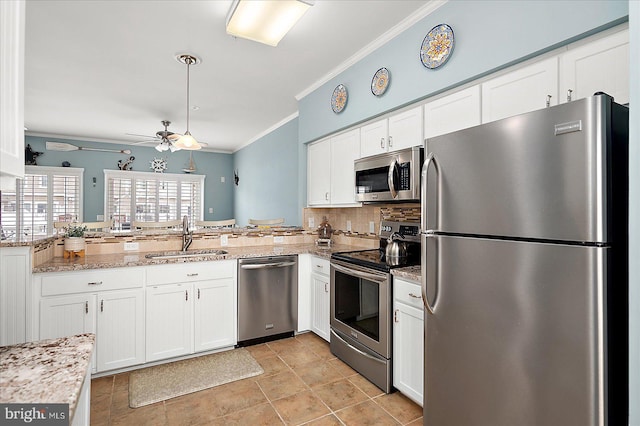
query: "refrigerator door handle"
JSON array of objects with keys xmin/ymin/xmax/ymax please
[
  {"xmin": 421, "ymin": 152, "xmax": 439, "ymax": 232},
  {"xmin": 387, "ymin": 157, "xmax": 398, "ymax": 199},
  {"xmin": 421, "ymin": 233, "xmax": 438, "ymax": 314}
]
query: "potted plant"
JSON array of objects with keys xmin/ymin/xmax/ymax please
[{"xmin": 63, "ymin": 224, "xmax": 88, "ymax": 253}]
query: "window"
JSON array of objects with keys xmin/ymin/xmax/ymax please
[
  {"xmin": 104, "ymin": 170, "xmax": 204, "ymax": 230},
  {"xmin": 0, "ymin": 166, "xmax": 84, "ymax": 239}
]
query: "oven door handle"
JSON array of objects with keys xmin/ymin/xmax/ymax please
[
  {"xmin": 331, "ymin": 262, "xmax": 387, "ymax": 283},
  {"xmin": 330, "ymin": 329, "xmax": 385, "ymax": 365}
]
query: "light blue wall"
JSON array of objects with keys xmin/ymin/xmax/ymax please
[
  {"xmin": 628, "ymin": 2, "xmax": 639, "ymax": 425},
  {"xmin": 232, "ymin": 118, "xmax": 300, "ymax": 226},
  {"xmin": 298, "ymin": 0, "xmax": 629, "ymax": 143},
  {"xmin": 24, "ymin": 136, "xmax": 234, "ymax": 222}
]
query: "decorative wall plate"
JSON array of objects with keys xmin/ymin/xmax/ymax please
[
  {"xmin": 420, "ymin": 24, "xmax": 455, "ymax": 69},
  {"xmin": 371, "ymin": 67, "xmax": 390, "ymax": 96},
  {"xmin": 331, "ymin": 84, "xmax": 348, "ymax": 113},
  {"xmin": 149, "ymin": 157, "xmax": 167, "ymax": 173}
]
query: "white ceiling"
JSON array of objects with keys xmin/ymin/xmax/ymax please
[{"xmin": 24, "ymin": 0, "xmax": 433, "ymax": 153}]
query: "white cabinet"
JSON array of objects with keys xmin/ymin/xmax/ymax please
[
  {"xmin": 360, "ymin": 106, "xmax": 423, "ymax": 157},
  {"xmin": 297, "ymin": 254, "xmax": 312, "ymax": 332},
  {"xmin": 393, "ymin": 278, "xmax": 424, "ymax": 406},
  {"xmin": 307, "ymin": 128, "xmax": 360, "ymax": 206},
  {"xmin": 424, "ymin": 85, "xmax": 482, "ymax": 139},
  {"xmin": 0, "ymin": 0, "xmax": 25, "ymax": 190},
  {"xmin": 559, "ymin": 27, "xmax": 629, "ymax": 105},
  {"xmin": 481, "ymin": 57, "xmax": 558, "ymax": 124},
  {"xmin": 310, "ymin": 256, "xmax": 330, "ymax": 342},
  {"xmin": 0, "ymin": 246, "xmax": 31, "ymax": 345},
  {"xmin": 35, "ymin": 267, "xmax": 145, "ymax": 373},
  {"xmin": 145, "ymin": 260, "xmax": 236, "ymax": 362}
]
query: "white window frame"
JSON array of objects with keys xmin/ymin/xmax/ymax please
[
  {"xmin": 104, "ymin": 169, "xmax": 204, "ymax": 230},
  {"xmin": 0, "ymin": 165, "xmax": 84, "ymax": 238}
]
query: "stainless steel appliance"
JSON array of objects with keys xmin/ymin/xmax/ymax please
[
  {"xmin": 421, "ymin": 93, "xmax": 628, "ymax": 425},
  {"xmin": 330, "ymin": 220, "xmax": 420, "ymax": 392},
  {"xmin": 355, "ymin": 146, "xmax": 423, "ymax": 202},
  {"xmin": 237, "ymin": 255, "xmax": 298, "ymax": 346}
]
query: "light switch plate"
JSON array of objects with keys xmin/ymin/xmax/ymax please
[
  {"xmin": 208, "ymin": 207, "xmax": 213, "ymax": 214},
  {"xmin": 221, "ymin": 235, "xmax": 229, "ymax": 246},
  {"xmin": 369, "ymin": 221, "xmax": 375, "ymax": 234},
  {"xmin": 308, "ymin": 217, "xmax": 315, "ymax": 228},
  {"xmin": 274, "ymin": 236, "xmax": 284, "ymax": 244},
  {"xmin": 96, "ymin": 214, "xmax": 104, "ymax": 221},
  {"xmin": 124, "ymin": 242, "xmax": 139, "ymax": 251},
  {"xmin": 346, "ymin": 220, "xmax": 352, "ymax": 232}
]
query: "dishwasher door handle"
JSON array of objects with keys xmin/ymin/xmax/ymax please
[{"xmin": 239, "ymin": 261, "xmax": 297, "ymax": 270}]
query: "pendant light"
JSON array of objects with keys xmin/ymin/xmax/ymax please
[{"xmin": 174, "ymin": 54, "xmax": 202, "ymax": 150}]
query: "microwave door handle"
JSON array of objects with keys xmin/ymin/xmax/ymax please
[{"xmin": 387, "ymin": 158, "xmax": 398, "ymax": 199}]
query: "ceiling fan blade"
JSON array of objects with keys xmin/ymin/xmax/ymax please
[
  {"xmin": 46, "ymin": 141, "xmax": 131, "ymax": 155},
  {"xmin": 125, "ymin": 132, "xmax": 156, "ymax": 138},
  {"xmin": 131, "ymin": 139, "xmax": 158, "ymax": 146}
]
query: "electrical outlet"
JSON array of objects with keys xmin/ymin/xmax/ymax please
[
  {"xmin": 308, "ymin": 217, "xmax": 315, "ymax": 228},
  {"xmin": 221, "ymin": 235, "xmax": 229, "ymax": 246},
  {"xmin": 221, "ymin": 176, "xmax": 225, "ymax": 183},
  {"xmin": 96, "ymin": 214, "xmax": 104, "ymax": 221},
  {"xmin": 369, "ymin": 221, "xmax": 375, "ymax": 234},
  {"xmin": 124, "ymin": 242, "xmax": 139, "ymax": 251},
  {"xmin": 208, "ymin": 207, "xmax": 213, "ymax": 214},
  {"xmin": 346, "ymin": 220, "xmax": 352, "ymax": 232},
  {"xmin": 274, "ymin": 236, "xmax": 284, "ymax": 244}
]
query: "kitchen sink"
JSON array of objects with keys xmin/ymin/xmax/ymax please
[{"xmin": 144, "ymin": 249, "xmax": 228, "ymax": 259}]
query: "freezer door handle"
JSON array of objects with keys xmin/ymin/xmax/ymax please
[
  {"xmin": 421, "ymin": 152, "xmax": 439, "ymax": 233},
  {"xmin": 421, "ymin": 233, "xmax": 439, "ymax": 314}
]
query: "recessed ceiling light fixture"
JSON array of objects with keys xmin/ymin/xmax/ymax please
[
  {"xmin": 174, "ymin": 54, "xmax": 202, "ymax": 151},
  {"xmin": 226, "ymin": 0, "xmax": 314, "ymax": 47}
]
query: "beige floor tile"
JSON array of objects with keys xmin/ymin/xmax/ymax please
[
  {"xmin": 245, "ymin": 343, "xmax": 276, "ymax": 360},
  {"xmin": 111, "ymin": 402, "xmax": 167, "ymax": 426},
  {"xmin": 405, "ymin": 417, "xmax": 424, "ymax": 425},
  {"xmin": 109, "ymin": 386, "xmax": 133, "ymax": 417},
  {"xmin": 295, "ymin": 332, "xmax": 326, "ymax": 347},
  {"xmin": 327, "ymin": 358, "xmax": 358, "ymax": 377},
  {"xmin": 335, "ymin": 400, "xmax": 400, "ymax": 426},
  {"xmin": 164, "ymin": 388, "xmax": 221, "ymax": 425},
  {"xmin": 91, "ymin": 376, "xmax": 114, "ymax": 398},
  {"xmin": 113, "ymin": 372, "xmax": 129, "ymax": 391},
  {"xmin": 374, "ymin": 393, "xmax": 422, "ymax": 424},
  {"xmin": 293, "ymin": 361, "xmax": 344, "ymax": 388},
  {"xmin": 313, "ymin": 379, "xmax": 369, "ymax": 411},
  {"xmin": 271, "ymin": 390, "xmax": 330, "ymax": 425},
  {"xmin": 267, "ymin": 337, "xmax": 306, "ymax": 354},
  {"xmin": 208, "ymin": 378, "xmax": 268, "ymax": 416},
  {"xmin": 90, "ymin": 393, "xmax": 111, "ymax": 426},
  {"xmin": 278, "ymin": 346, "xmax": 322, "ymax": 369},
  {"xmin": 347, "ymin": 374, "xmax": 385, "ymax": 398},
  {"xmin": 304, "ymin": 340, "xmax": 336, "ymax": 361},
  {"xmin": 257, "ymin": 370, "xmax": 308, "ymax": 401},
  {"xmin": 257, "ymin": 354, "xmax": 290, "ymax": 377},
  {"xmin": 303, "ymin": 414, "xmax": 343, "ymax": 425},
  {"xmin": 209, "ymin": 402, "xmax": 284, "ymax": 426}
]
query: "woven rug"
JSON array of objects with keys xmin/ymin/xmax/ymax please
[{"xmin": 129, "ymin": 348, "xmax": 263, "ymax": 408}]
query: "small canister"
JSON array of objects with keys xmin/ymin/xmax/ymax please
[{"xmin": 316, "ymin": 216, "xmax": 333, "ymax": 246}]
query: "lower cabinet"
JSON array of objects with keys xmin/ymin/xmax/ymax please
[
  {"xmin": 0, "ymin": 246, "xmax": 31, "ymax": 345},
  {"xmin": 310, "ymin": 256, "xmax": 330, "ymax": 342},
  {"xmin": 393, "ymin": 277, "xmax": 424, "ymax": 406}
]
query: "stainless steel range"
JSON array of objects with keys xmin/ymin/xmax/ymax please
[{"xmin": 330, "ymin": 220, "xmax": 420, "ymax": 393}]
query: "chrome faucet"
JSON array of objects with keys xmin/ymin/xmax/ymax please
[{"xmin": 182, "ymin": 215, "xmax": 192, "ymax": 251}]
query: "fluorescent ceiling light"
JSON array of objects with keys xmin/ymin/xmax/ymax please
[{"xmin": 226, "ymin": 0, "xmax": 313, "ymax": 47}]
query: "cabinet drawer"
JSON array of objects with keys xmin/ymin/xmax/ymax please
[
  {"xmin": 394, "ymin": 279, "xmax": 423, "ymax": 310},
  {"xmin": 311, "ymin": 257, "xmax": 330, "ymax": 276},
  {"xmin": 40, "ymin": 267, "xmax": 144, "ymax": 296},
  {"xmin": 146, "ymin": 260, "xmax": 235, "ymax": 285}
]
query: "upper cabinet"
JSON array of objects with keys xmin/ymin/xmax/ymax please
[
  {"xmin": 481, "ymin": 57, "xmax": 559, "ymax": 124},
  {"xmin": 307, "ymin": 128, "xmax": 360, "ymax": 207},
  {"xmin": 0, "ymin": 1, "xmax": 26, "ymax": 190},
  {"xmin": 360, "ymin": 106, "xmax": 423, "ymax": 158},
  {"xmin": 424, "ymin": 85, "xmax": 481, "ymax": 140},
  {"xmin": 559, "ymin": 27, "xmax": 629, "ymax": 105}
]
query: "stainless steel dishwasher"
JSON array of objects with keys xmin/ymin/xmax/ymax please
[{"xmin": 237, "ymin": 255, "xmax": 298, "ymax": 346}]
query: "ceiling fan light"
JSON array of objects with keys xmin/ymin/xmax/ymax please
[
  {"xmin": 226, "ymin": 0, "xmax": 313, "ymax": 47},
  {"xmin": 155, "ymin": 143, "xmax": 168, "ymax": 152},
  {"xmin": 175, "ymin": 131, "xmax": 202, "ymax": 150},
  {"xmin": 169, "ymin": 143, "xmax": 180, "ymax": 153}
]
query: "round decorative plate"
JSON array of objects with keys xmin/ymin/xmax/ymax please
[
  {"xmin": 371, "ymin": 67, "xmax": 390, "ymax": 96},
  {"xmin": 149, "ymin": 157, "xmax": 167, "ymax": 173},
  {"xmin": 420, "ymin": 24, "xmax": 455, "ymax": 69},
  {"xmin": 331, "ymin": 84, "xmax": 348, "ymax": 113}
]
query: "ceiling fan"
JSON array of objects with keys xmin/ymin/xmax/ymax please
[{"xmin": 128, "ymin": 120, "xmax": 181, "ymax": 152}]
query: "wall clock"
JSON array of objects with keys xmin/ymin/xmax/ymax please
[{"xmin": 149, "ymin": 157, "xmax": 167, "ymax": 173}]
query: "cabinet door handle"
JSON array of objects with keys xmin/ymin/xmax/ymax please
[
  {"xmin": 186, "ymin": 290, "xmax": 189, "ymax": 301},
  {"xmin": 100, "ymin": 300, "xmax": 104, "ymax": 312},
  {"xmin": 85, "ymin": 301, "xmax": 88, "ymax": 314},
  {"xmin": 187, "ymin": 273, "xmax": 199, "ymax": 277},
  {"xmin": 394, "ymin": 309, "xmax": 399, "ymax": 323},
  {"xmin": 325, "ymin": 192, "xmax": 329, "ymax": 201},
  {"xmin": 567, "ymin": 89, "xmax": 573, "ymax": 102},
  {"xmin": 388, "ymin": 135, "xmax": 393, "ymax": 147},
  {"xmin": 546, "ymin": 94, "xmax": 552, "ymax": 108},
  {"xmin": 88, "ymin": 281, "xmax": 103, "ymax": 286},
  {"xmin": 197, "ymin": 288, "xmax": 201, "ymax": 299},
  {"xmin": 380, "ymin": 137, "xmax": 385, "ymax": 149},
  {"xmin": 409, "ymin": 293, "xmax": 421, "ymax": 299},
  {"xmin": 324, "ymin": 283, "xmax": 329, "ymax": 293}
]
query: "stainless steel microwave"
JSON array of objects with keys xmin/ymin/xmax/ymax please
[{"xmin": 354, "ymin": 146, "xmax": 423, "ymax": 202}]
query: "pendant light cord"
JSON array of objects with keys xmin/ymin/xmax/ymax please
[{"xmin": 185, "ymin": 56, "xmax": 192, "ymax": 133}]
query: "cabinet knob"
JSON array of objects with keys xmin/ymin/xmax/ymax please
[
  {"xmin": 88, "ymin": 281, "xmax": 103, "ymax": 286},
  {"xmin": 85, "ymin": 301, "xmax": 88, "ymax": 314},
  {"xmin": 197, "ymin": 288, "xmax": 201, "ymax": 299},
  {"xmin": 100, "ymin": 300, "xmax": 104, "ymax": 312},
  {"xmin": 394, "ymin": 309, "xmax": 399, "ymax": 323},
  {"xmin": 185, "ymin": 290, "xmax": 189, "ymax": 301},
  {"xmin": 388, "ymin": 136, "xmax": 393, "ymax": 148},
  {"xmin": 324, "ymin": 283, "xmax": 329, "ymax": 293},
  {"xmin": 567, "ymin": 89, "xmax": 573, "ymax": 102},
  {"xmin": 380, "ymin": 137, "xmax": 385, "ymax": 149},
  {"xmin": 546, "ymin": 94, "xmax": 552, "ymax": 108},
  {"xmin": 325, "ymin": 192, "xmax": 329, "ymax": 201},
  {"xmin": 187, "ymin": 273, "xmax": 199, "ymax": 277}
]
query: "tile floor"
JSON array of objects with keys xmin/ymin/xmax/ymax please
[{"xmin": 90, "ymin": 332, "xmax": 423, "ymax": 425}]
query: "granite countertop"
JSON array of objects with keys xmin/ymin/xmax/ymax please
[
  {"xmin": 0, "ymin": 333, "xmax": 95, "ymax": 421},
  {"xmin": 33, "ymin": 243, "xmax": 359, "ymax": 273},
  {"xmin": 392, "ymin": 265, "xmax": 421, "ymax": 282}
]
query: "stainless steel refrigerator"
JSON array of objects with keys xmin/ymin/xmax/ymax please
[{"xmin": 420, "ymin": 94, "xmax": 628, "ymax": 426}]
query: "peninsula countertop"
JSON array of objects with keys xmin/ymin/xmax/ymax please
[{"xmin": 0, "ymin": 334, "xmax": 95, "ymax": 422}]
